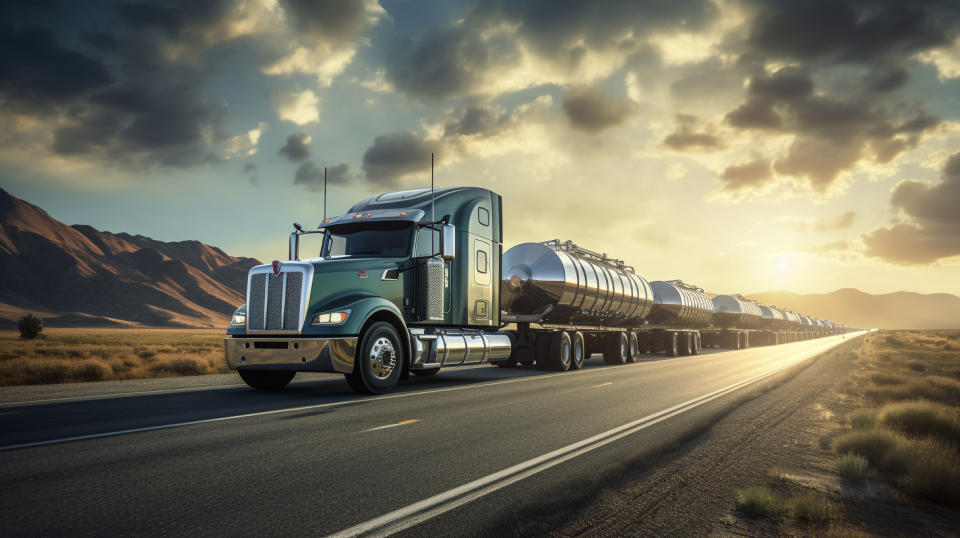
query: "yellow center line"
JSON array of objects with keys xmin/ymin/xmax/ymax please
[
  {"xmin": 396, "ymin": 419, "xmax": 421, "ymax": 426},
  {"xmin": 362, "ymin": 419, "xmax": 421, "ymax": 433}
]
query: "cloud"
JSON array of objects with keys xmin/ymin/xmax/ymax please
[
  {"xmin": 664, "ymin": 114, "xmax": 723, "ymax": 151},
  {"xmin": 813, "ymin": 211, "xmax": 856, "ymax": 231},
  {"xmin": 561, "ymin": 85, "xmax": 635, "ymax": 132},
  {"xmin": 244, "ymin": 162, "xmax": 257, "ymax": 173},
  {"xmin": 863, "ymin": 152, "xmax": 960, "ymax": 264},
  {"xmin": 719, "ymin": 159, "xmax": 771, "ymax": 191},
  {"xmin": 361, "ymin": 132, "xmax": 437, "ymax": 185},
  {"xmin": 278, "ymin": 132, "xmax": 312, "ymax": 161},
  {"xmin": 0, "ymin": 26, "xmax": 112, "ymax": 112},
  {"xmin": 294, "ymin": 161, "xmax": 352, "ymax": 191},
  {"xmin": 276, "ymin": 90, "xmax": 320, "ymax": 125},
  {"xmin": 225, "ymin": 122, "xmax": 267, "ymax": 158},
  {"xmin": 278, "ymin": 0, "xmax": 384, "ymax": 43},
  {"xmin": 444, "ymin": 106, "xmax": 508, "ymax": 137}
]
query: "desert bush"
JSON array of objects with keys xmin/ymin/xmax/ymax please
[
  {"xmin": 847, "ymin": 409, "xmax": 877, "ymax": 430},
  {"xmin": 786, "ymin": 492, "xmax": 832, "ymax": 521},
  {"xmin": 897, "ymin": 438, "xmax": 960, "ymax": 507},
  {"xmin": 885, "ymin": 335, "xmax": 908, "ymax": 348},
  {"xmin": 22, "ymin": 361, "xmax": 71, "ymax": 384},
  {"xmin": 836, "ymin": 454, "xmax": 869, "ymax": 481},
  {"xmin": 72, "ymin": 360, "xmax": 109, "ymax": 381},
  {"xmin": 833, "ymin": 429, "xmax": 902, "ymax": 468},
  {"xmin": 151, "ymin": 357, "xmax": 204, "ymax": 376},
  {"xmin": 871, "ymin": 372, "xmax": 907, "ymax": 386},
  {"xmin": 136, "ymin": 349, "xmax": 156, "ymax": 360},
  {"xmin": 736, "ymin": 486, "xmax": 780, "ymax": 518},
  {"xmin": 17, "ymin": 314, "xmax": 43, "ymax": 339},
  {"xmin": 906, "ymin": 360, "xmax": 926, "ymax": 372},
  {"xmin": 878, "ymin": 400, "xmax": 960, "ymax": 445}
]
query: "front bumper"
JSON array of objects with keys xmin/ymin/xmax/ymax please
[{"xmin": 225, "ymin": 336, "xmax": 358, "ymax": 374}]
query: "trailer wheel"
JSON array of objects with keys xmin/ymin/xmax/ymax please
[
  {"xmin": 603, "ymin": 332, "xmax": 628, "ymax": 365},
  {"xmin": 570, "ymin": 332, "xmax": 585, "ymax": 370},
  {"xmin": 346, "ymin": 321, "xmax": 404, "ymax": 394},
  {"xmin": 666, "ymin": 332, "xmax": 679, "ymax": 357},
  {"xmin": 239, "ymin": 370, "xmax": 295, "ymax": 391},
  {"xmin": 627, "ymin": 332, "xmax": 640, "ymax": 363},
  {"xmin": 679, "ymin": 332, "xmax": 692, "ymax": 356},
  {"xmin": 692, "ymin": 333, "xmax": 702, "ymax": 355},
  {"xmin": 545, "ymin": 331, "xmax": 572, "ymax": 372}
]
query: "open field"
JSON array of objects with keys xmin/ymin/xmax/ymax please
[{"xmin": 0, "ymin": 329, "xmax": 228, "ymax": 386}]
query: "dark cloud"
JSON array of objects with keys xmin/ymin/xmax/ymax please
[
  {"xmin": 664, "ymin": 115, "xmax": 723, "ymax": 152},
  {"xmin": 746, "ymin": 0, "xmax": 957, "ymax": 63},
  {"xmin": 279, "ymin": 132, "xmax": 311, "ymax": 161},
  {"xmin": 865, "ymin": 66, "xmax": 909, "ymax": 93},
  {"xmin": 719, "ymin": 159, "xmax": 771, "ymax": 191},
  {"xmin": 748, "ymin": 67, "xmax": 813, "ymax": 102},
  {"xmin": 863, "ymin": 152, "xmax": 960, "ymax": 264},
  {"xmin": 726, "ymin": 98, "xmax": 781, "ymax": 129},
  {"xmin": 444, "ymin": 106, "xmax": 508, "ymax": 137},
  {"xmin": 385, "ymin": 0, "xmax": 718, "ymax": 99},
  {"xmin": 278, "ymin": 0, "xmax": 373, "ymax": 42},
  {"xmin": 361, "ymin": 132, "xmax": 435, "ymax": 184},
  {"xmin": 0, "ymin": 26, "xmax": 112, "ymax": 112},
  {"xmin": 243, "ymin": 162, "xmax": 257, "ymax": 173},
  {"xmin": 561, "ymin": 85, "xmax": 634, "ymax": 132},
  {"xmin": 294, "ymin": 161, "xmax": 351, "ymax": 191}
]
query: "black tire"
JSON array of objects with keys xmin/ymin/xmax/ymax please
[
  {"xmin": 692, "ymin": 332, "xmax": 702, "ymax": 355},
  {"xmin": 411, "ymin": 367, "xmax": 440, "ymax": 376},
  {"xmin": 679, "ymin": 332, "xmax": 692, "ymax": 356},
  {"xmin": 239, "ymin": 370, "xmax": 295, "ymax": 391},
  {"xmin": 743, "ymin": 332, "xmax": 750, "ymax": 348},
  {"xmin": 627, "ymin": 332, "xmax": 640, "ymax": 363},
  {"xmin": 347, "ymin": 321, "xmax": 404, "ymax": 394},
  {"xmin": 542, "ymin": 331, "xmax": 572, "ymax": 372},
  {"xmin": 570, "ymin": 331, "xmax": 585, "ymax": 370},
  {"xmin": 666, "ymin": 332, "xmax": 679, "ymax": 357},
  {"xmin": 603, "ymin": 332, "xmax": 628, "ymax": 365}
]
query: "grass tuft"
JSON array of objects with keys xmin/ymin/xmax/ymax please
[
  {"xmin": 833, "ymin": 429, "xmax": 901, "ymax": 467},
  {"xmin": 836, "ymin": 453, "xmax": 869, "ymax": 481},
  {"xmin": 846, "ymin": 409, "xmax": 877, "ymax": 430},
  {"xmin": 878, "ymin": 400, "xmax": 960, "ymax": 445},
  {"xmin": 897, "ymin": 438, "xmax": 960, "ymax": 507},
  {"xmin": 786, "ymin": 492, "xmax": 832, "ymax": 522},
  {"xmin": 736, "ymin": 486, "xmax": 780, "ymax": 518}
]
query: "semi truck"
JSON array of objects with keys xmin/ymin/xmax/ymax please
[{"xmin": 224, "ymin": 186, "xmax": 851, "ymax": 394}]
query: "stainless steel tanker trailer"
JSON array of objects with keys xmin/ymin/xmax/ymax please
[{"xmin": 224, "ymin": 186, "xmax": 851, "ymax": 394}]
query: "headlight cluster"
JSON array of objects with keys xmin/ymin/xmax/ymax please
[
  {"xmin": 311, "ymin": 311, "xmax": 350, "ymax": 325},
  {"xmin": 230, "ymin": 307, "xmax": 246, "ymax": 327}
]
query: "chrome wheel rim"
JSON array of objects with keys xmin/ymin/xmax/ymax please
[
  {"xmin": 561, "ymin": 338, "xmax": 571, "ymax": 367},
  {"xmin": 573, "ymin": 339, "xmax": 583, "ymax": 366},
  {"xmin": 619, "ymin": 335, "xmax": 627, "ymax": 360},
  {"xmin": 369, "ymin": 337, "xmax": 397, "ymax": 380}
]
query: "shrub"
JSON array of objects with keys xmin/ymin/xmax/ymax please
[
  {"xmin": 906, "ymin": 360, "xmax": 926, "ymax": 372},
  {"xmin": 22, "ymin": 361, "xmax": 70, "ymax": 384},
  {"xmin": 137, "ymin": 350, "xmax": 157, "ymax": 360},
  {"xmin": 787, "ymin": 492, "xmax": 832, "ymax": 522},
  {"xmin": 736, "ymin": 486, "xmax": 779, "ymax": 518},
  {"xmin": 17, "ymin": 314, "xmax": 43, "ymax": 339},
  {"xmin": 72, "ymin": 360, "xmax": 108, "ymax": 381},
  {"xmin": 847, "ymin": 409, "xmax": 877, "ymax": 430},
  {"xmin": 878, "ymin": 400, "xmax": 960, "ymax": 446},
  {"xmin": 833, "ymin": 429, "xmax": 901, "ymax": 467},
  {"xmin": 836, "ymin": 454, "xmax": 869, "ymax": 481},
  {"xmin": 897, "ymin": 438, "xmax": 960, "ymax": 507},
  {"xmin": 151, "ymin": 358, "xmax": 204, "ymax": 376},
  {"xmin": 871, "ymin": 372, "xmax": 907, "ymax": 386}
]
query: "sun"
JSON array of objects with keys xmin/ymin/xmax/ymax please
[{"xmin": 775, "ymin": 254, "xmax": 791, "ymax": 274}]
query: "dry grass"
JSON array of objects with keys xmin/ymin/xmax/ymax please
[
  {"xmin": 736, "ymin": 486, "xmax": 780, "ymax": 518},
  {"xmin": 836, "ymin": 454, "xmax": 869, "ymax": 481},
  {"xmin": 786, "ymin": 492, "xmax": 833, "ymax": 522},
  {"xmin": 0, "ymin": 329, "xmax": 228, "ymax": 386}
]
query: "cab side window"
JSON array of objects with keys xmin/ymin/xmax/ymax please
[{"xmin": 415, "ymin": 228, "xmax": 440, "ymax": 257}]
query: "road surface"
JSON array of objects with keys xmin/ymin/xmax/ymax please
[{"xmin": 0, "ymin": 332, "xmax": 863, "ymax": 536}]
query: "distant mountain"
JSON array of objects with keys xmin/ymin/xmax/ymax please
[
  {"xmin": 0, "ymin": 188, "xmax": 260, "ymax": 328},
  {"xmin": 746, "ymin": 288, "xmax": 960, "ymax": 330}
]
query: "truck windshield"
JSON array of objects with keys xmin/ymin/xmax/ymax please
[{"xmin": 320, "ymin": 221, "xmax": 413, "ymax": 258}]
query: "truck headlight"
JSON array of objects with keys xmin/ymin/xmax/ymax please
[
  {"xmin": 230, "ymin": 306, "xmax": 246, "ymax": 327},
  {"xmin": 311, "ymin": 310, "xmax": 350, "ymax": 325}
]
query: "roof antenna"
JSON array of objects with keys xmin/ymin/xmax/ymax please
[
  {"xmin": 323, "ymin": 167, "xmax": 327, "ymax": 220},
  {"xmin": 431, "ymin": 152, "xmax": 435, "ymax": 253}
]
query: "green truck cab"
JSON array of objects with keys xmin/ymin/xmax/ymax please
[{"xmin": 225, "ymin": 187, "xmax": 512, "ymax": 394}]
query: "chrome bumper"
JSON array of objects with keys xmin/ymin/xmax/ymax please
[{"xmin": 224, "ymin": 336, "xmax": 358, "ymax": 374}]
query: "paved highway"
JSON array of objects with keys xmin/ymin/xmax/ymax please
[{"xmin": 0, "ymin": 333, "xmax": 863, "ymax": 536}]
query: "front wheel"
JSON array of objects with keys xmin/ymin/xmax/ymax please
[
  {"xmin": 346, "ymin": 322, "xmax": 404, "ymax": 394},
  {"xmin": 239, "ymin": 370, "xmax": 295, "ymax": 391}
]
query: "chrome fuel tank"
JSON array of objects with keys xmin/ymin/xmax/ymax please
[
  {"xmin": 501, "ymin": 240, "xmax": 654, "ymax": 326},
  {"xmin": 712, "ymin": 294, "xmax": 764, "ymax": 328},
  {"xmin": 758, "ymin": 305, "xmax": 787, "ymax": 328},
  {"xmin": 647, "ymin": 280, "xmax": 714, "ymax": 327}
]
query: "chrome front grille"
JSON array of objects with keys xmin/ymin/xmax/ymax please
[{"xmin": 248, "ymin": 271, "xmax": 305, "ymax": 332}]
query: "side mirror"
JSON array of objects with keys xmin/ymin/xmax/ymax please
[{"xmin": 440, "ymin": 224, "xmax": 456, "ymax": 260}]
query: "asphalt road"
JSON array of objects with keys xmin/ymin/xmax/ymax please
[{"xmin": 0, "ymin": 332, "xmax": 864, "ymax": 537}]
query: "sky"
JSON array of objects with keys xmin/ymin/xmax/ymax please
[{"xmin": 1, "ymin": 0, "xmax": 960, "ymax": 297}]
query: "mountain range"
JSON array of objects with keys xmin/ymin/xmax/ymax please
[
  {"xmin": 1, "ymin": 188, "xmax": 957, "ymax": 329},
  {"xmin": 0, "ymin": 188, "xmax": 259, "ymax": 328}
]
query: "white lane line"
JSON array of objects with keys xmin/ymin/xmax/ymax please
[
  {"xmin": 593, "ymin": 382, "xmax": 613, "ymax": 388},
  {"xmin": 0, "ymin": 384, "xmax": 249, "ymax": 407},
  {"xmin": 327, "ymin": 335, "xmax": 861, "ymax": 537},
  {"xmin": 362, "ymin": 419, "xmax": 421, "ymax": 433},
  {"xmin": 0, "ymin": 334, "xmax": 859, "ymax": 452}
]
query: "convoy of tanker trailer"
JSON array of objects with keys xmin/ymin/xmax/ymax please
[{"xmin": 225, "ymin": 187, "xmax": 854, "ymax": 394}]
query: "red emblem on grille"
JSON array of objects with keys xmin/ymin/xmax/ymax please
[
  {"xmin": 358, "ymin": 270, "xmax": 368, "ymax": 279},
  {"xmin": 272, "ymin": 260, "xmax": 282, "ymax": 276}
]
